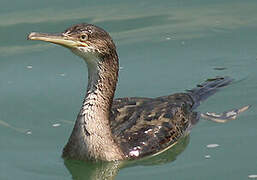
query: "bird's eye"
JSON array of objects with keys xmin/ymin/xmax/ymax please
[{"xmin": 80, "ymin": 34, "xmax": 88, "ymax": 41}]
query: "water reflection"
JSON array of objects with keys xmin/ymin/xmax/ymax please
[
  {"xmin": 64, "ymin": 136, "xmax": 189, "ymax": 180},
  {"xmin": 64, "ymin": 160, "xmax": 122, "ymax": 180}
]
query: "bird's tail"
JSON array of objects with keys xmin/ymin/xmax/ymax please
[{"xmin": 187, "ymin": 77, "xmax": 233, "ymax": 109}]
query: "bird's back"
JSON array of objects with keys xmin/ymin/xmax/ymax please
[
  {"xmin": 110, "ymin": 77, "xmax": 232, "ymax": 159},
  {"xmin": 110, "ymin": 93, "xmax": 197, "ymax": 159}
]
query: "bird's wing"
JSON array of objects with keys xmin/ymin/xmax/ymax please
[{"xmin": 110, "ymin": 93, "xmax": 197, "ymax": 159}]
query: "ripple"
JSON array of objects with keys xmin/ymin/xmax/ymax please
[{"xmin": 248, "ymin": 175, "xmax": 257, "ymax": 179}]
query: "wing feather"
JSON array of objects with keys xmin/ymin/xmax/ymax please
[{"xmin": 110, "ymin": 93, "xmax": 197, "ymax": 159}]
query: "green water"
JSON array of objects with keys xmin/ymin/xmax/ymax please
[{"xmin": 1, "ymin": 0, "xmax": 257, "ymax": 179}]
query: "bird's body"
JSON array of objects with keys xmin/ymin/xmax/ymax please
[
  {"xmin": 111, "ymin": 94, "xmax": 194, "ymax": 159},
  {"xmin": 28, "ymin": 23, "xmax": 231, "ymax": 161}
]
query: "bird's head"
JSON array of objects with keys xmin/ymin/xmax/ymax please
[{"xmin": 28, "ymin": 23, "xmax": 117, "ymax": 65}]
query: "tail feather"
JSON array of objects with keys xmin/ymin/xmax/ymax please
[{"xmin": 187, "ymin": 77, "xmax": 233, "ymax": 109}]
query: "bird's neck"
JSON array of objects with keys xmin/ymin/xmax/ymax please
[
  {"xmin": 63, "ymin": 53, "xmax": 124, "ymax": 161},
  {"xmin": 83, "ymin": 56, "xmax": 118, "ymax": 116}
]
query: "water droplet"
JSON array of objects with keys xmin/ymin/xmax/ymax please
[
  {"xmin": 248, "ymin": 175, "xmax": 257, "ymax": 179},
  {"xmin": 129, "ymin": 150, "xmax": 139, "ymax": 157},
  {"xmin": 52, "ymin": 123, "xmax": 61, "ymax": 127},
  {"xmin": 206, "ymin": 144, "xmax": 220, "ymax": 148},
  {"xmin": 205, "ymin": 155, "xmax": 211, "ymax": 159},
  {"xmin": 26, "ymin": 130, "xmax": 32, "ymax": 135}
]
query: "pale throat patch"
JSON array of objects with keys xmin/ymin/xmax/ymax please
[
  {"xmin": 70, "ymin": 45, "xmax": 101, "ymax": 81},
  {"xmin": 75, "ymin": 51, "xmax": 102, "ymax": 117}
]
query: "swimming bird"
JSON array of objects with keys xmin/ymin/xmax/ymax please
[{"xmin": 28, "ymin": 23, "xmax": 232, "ymax": 161}]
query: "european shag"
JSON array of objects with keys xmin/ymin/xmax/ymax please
[{"xmin": 28, "ymin": 23, "xmax": 232, "ymax": 161}]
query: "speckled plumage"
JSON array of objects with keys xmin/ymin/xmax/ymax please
[
  {"xmin": 110, "ymin": 94, "xmax": 195, "ymax": 158},
  {"xmin": 110, "ymin": 76, "xmax": 232, "ymax": 159},
  {"xmin": 28, "ymin": 23, "xmax": 232, "ymax": 161}
]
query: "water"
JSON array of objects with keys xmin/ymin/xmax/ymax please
[{"xmin": 0, "ymin": 0, "xmax": 257, "ymax": 179}]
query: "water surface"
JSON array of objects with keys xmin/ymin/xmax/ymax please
[{"xmin": 1, "ymin": 0, "xmax": 257, "ymax": 179}]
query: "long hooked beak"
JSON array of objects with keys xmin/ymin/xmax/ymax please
[{"xmin": 27, "ymin": 32, "xmax": 86, "ymax": 48}]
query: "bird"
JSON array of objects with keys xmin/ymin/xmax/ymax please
[{"xmin": 28, "ymin": 23, "xmax": 232, "ymax": 161}]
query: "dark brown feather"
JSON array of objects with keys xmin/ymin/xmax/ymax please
[{"xmin": 110, "ymin": 93, "xmax": 197, "ymax": 159}]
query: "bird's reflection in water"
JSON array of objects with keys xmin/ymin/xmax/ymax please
[
  {"xmin": 64, "ymin": 136, "xmax": 190, "ymax": 180},
  {"xmin": 64, "ymin": 160, "xmax": 121, "ymax": 180}
]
